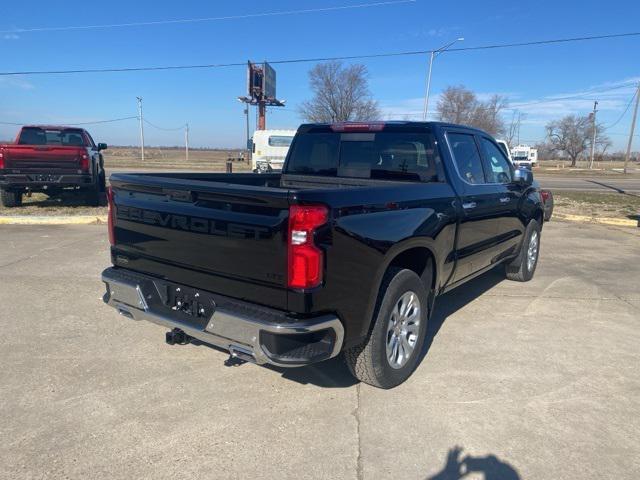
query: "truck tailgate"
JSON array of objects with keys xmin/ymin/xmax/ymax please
[
  {"xmin": 109, "ymin": 174, "xmax": 292, "ymax": 310},
  {"xmin": 3, "ymin": 145, "xmax": 85, "ymax": 171}
]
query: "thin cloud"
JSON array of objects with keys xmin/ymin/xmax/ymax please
[
  {"xmin": 0, "ymin": 76, "xmax": 34, "ymax": 90},
  {"xmin": 3, "ymin": 33, "xmax": 19, "ymax": 40}
]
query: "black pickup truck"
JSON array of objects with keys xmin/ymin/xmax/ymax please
[{"xmin": 102, "ymin": 122, "xmax": 543, "ymax": 388}]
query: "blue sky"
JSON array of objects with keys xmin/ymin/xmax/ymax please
[{"xmin": 1, "ymin": 0, "xmax": 639, "ymax": 150}]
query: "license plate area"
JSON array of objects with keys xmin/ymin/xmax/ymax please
[{"xmin": 146, "ymin": 280, "xmax": 216, "ymax": 330}]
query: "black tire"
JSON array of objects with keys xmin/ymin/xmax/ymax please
[
  {"xmin": 84, "ymin": 168, "xmax": 106, "ymax": 206},
  {"xmin": 344, "ymin": 267, "xmax": 429, "ymax": 389},
  {"xmin": 0, "ymin": 189, "xmax": 22, "ymax": 208},
  {"xmin": 505, "ymin": 219, "xmax": 541, "ymax": 282},
  {"xmin": 84, "ymin": 186, "xmax": 100, "ymax": 206}
]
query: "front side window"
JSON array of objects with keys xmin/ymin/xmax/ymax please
[
  {"xmin": 286, "ymin": 131, "xmax": 441, "ymax": 182},
  {"xmin": 480, "ymin": 137, "xmax": 513, "ymax": 184},
  {"xmin": 448, "ymin": 132, "xmax": 485, "ymax": 184}
]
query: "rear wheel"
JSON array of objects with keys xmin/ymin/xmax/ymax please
[
  {"xmin": 84, "ymin": 169, "xmax": 106, "ymax": 206},
  {"xmin": 0, "ymin": 189, "xmax": 23, "ymax": 208},
  {"xmin": 344, "ymin": 267, "xmax": 429, "ymax": 389},
  {"xmin": 505, "ymin": 219, "xmax": 541, "ymax": 282}
]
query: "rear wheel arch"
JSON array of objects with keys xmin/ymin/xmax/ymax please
[{"xmin": 358, "ymin": 243, "xmax": 438, "ymax": 340}]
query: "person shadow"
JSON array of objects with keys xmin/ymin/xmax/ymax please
[{"xmin": 427, "ymin": 446, "xmax": 520, "ymax": 480}]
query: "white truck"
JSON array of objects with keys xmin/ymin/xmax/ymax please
[
  {"xmin": 496, "ymin": 139, "xmax": 513, "ymax": 162},
  {"xmin": 251, "ymin": 129, "xmax": 296, "ymax": 172},
  {"xmin": 510, "ymin": 144, "xmax": 538, "ymax": 168}
]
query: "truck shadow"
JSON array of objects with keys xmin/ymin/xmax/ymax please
[
  {"xmin": 419, "ymin": 267, "xmax": 505, "ymax": 364},
  {"xmin": 426, "ymin": 445, "xmax": 520, "ymax": 480},
  {"xmin": 271, "ymin": 266, "xmax": 506, "ymax": 389}
]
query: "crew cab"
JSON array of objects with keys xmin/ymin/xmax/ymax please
[
  {"xmin": 0, "ymin": 125, "xmax": 108, "ymax": 207},
  {"xmin": 101, "ymin": 122, "xmax": 544, "ymax": 388}
]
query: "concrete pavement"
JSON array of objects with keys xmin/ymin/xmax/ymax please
[{"xmin": 0, "ymin": 222, "xmax": 638, "ymax": 479}]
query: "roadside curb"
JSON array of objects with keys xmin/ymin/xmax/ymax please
[
  {"xmin": 554, "ymin": 213, "xmax": 638, "ymax": 228},
  {"xmin": 0, "ymin": 215, "xmax": 107, "ymax": 225}
]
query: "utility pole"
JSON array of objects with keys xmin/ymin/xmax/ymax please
[
  {"xmin": 517, "ymin": 112, "xmax": 522, "ymax": 145},
  {"xmin": 185, "ymin": 123, "xmax": 189, "ymax": 162},
  {"xmin": 623, "ymin": 83, "xmax": 640, "ymax": 174},
  {"xmin": 589, "ymin": 101, "xmax": 598, "ymax": 169},
  {"xmin": 136, "ymin": 96, "xmax": 145, "ymax": 162},
  {"xmin": 422, "ymin": 37, "xmax": 464, "ymax": 120},
  {"xmin": 244, "ymin": 105, "xmax": 251, "ymax": 165}
]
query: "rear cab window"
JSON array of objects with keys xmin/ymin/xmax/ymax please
[
  {"xmin": 285, "ymin": 126, "xmax": 442, "ymax": 182},
  {"xmin": 18, "ymin": 127, "xmax": 87, "ymax": 147}
]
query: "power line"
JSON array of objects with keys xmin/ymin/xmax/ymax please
[
  {"xmin": 0, "ymin": 0, "xmax": 415, "ymax": 34},
  {"xmin": 0, "ymin": 116, "xmax": 137, "ymax": 126},
  {"xmin": 604, "ymin": 89, "xmax": 638, "ymax": 129},
  {"xmin": 1, "ymin": 31, "xmax": 639, "ymax": 76},
  {"xmin": 143, "ymin": 118, "xmax": 186, "ymax": 131}
]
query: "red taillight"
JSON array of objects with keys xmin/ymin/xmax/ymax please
[
  {"xmin": 330, "ymin": 122, "xmax": 385, "ymax": 132},
  {"xmin": 540, "ymin": 190, "xmax": 550, "ymax": 203},
  {"xmin": 107, "ymin": 186, "xmax": 115, "ymax": 246},
  {"xmin": 0, "ymin": 152, "xmax": 4, "ymax": 170},
  {"xmin": 80, "ymin": 153, "xmax": 89, "ymax": 171},
  {"xmin": 288, "ymin": 205, "xmax": 328, "ymax": 289}
]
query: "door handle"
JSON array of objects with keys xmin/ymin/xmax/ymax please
[
  {"xmin": 499, "ymin": 197, "xmax": 510, "ymax": 203},
  {"xmin": 462, "ymin": 202, "xmax": 477, "ymax": 210}
]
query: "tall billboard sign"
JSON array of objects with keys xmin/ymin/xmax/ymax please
[{"xmin": 263, "ymin": 63, "xmax": 276, "ymax": 100}]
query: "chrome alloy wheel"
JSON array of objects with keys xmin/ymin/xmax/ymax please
[
  {"xmin": 527, "ymin": 230, "xmax": 539, "ymax": 271},
  {"xmin": 386, "ymin": 291, "xmax": 421, "ymax": 369}
]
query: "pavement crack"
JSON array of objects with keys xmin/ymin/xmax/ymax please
[{"xmin": 354, "ymin": 383, "xmax": 363, "ymax": 480}]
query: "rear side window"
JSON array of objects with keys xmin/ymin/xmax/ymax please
[
  {"xmin": 18, "ymin": 128, "xmax": 86, "ymax": 147},
  {"xmin": 480, "ymin": 137, "xmax": 513, "ymax": 184},
  {"xmin": 447, "ymin": 133, "xmax": 485, "ymax": 184},
  {"xmin": 286, "ymin": 131, "xmax": 441, "ymax": 182},
  {"xmin": 268, "ymin": 135, "xmax": 293, "ymax": 147}
]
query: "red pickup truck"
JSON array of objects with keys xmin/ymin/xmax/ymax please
[{"xmin": 0, "ymin": 125, "xmax": 108, "ymax": 207}]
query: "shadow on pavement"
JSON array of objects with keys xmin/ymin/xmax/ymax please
[
  {"xmin": 427, "ymin": 446, "xmax": 520, "ymax": 479},
  {"xmin": 419, "ymin": 267, "xmax": 505, "ymax": 363},
  {"xmin": 586, "ymin": 179, "xmax": 640, "ymax": 198},
  {"xmin": 271, "ymin": 266, "xmax": 506, "ymax": 389},
  {"xmin": 192, "ymin": 266, "xmax": 505, "ymax": 389}
]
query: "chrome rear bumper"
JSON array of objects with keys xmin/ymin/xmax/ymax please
[{"xmin": 101, "ymin": 267, "xmax": 344, "ymax": 367}]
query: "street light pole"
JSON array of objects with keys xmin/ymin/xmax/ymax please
[
  {"xmin": 422, "ymin": 52, "xmax": 435, "ymax": 121},
  {"xmin": 422, "ymin": 37, "xmax": 464, "ymax": 121}
]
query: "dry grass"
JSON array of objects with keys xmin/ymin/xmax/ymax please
[
  {"xmin": 103, "ymin": 146, "xmax": 251, "ymax": 171},
  {"xmin": 0, "ymin": 192, "xmax": 107, "ymax": 216},
  {"xmin": 553, "ymin": 190, "xmax": 640, "ymax": 220},
  {"xmin": 536, "ymin": 160, "xmax": 640, "ymax": 177}
]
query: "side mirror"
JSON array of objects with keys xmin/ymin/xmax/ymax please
[
  {"xmin": 513, "ymin": 167, "xmax": 533, "ymax": 186},
  {"xmin": 97, "ymin": 143, "xmax": 108, "ymax": 151}
]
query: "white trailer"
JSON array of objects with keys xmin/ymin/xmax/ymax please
[
  {"xmin": 510, "ymin": 144, "xmax": 538, "ymax": 168},
  {"xmin": 251, "ymin": 129, "xmax": 296, "ymax": 172}
]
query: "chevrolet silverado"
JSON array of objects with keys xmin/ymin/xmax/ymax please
[{"xmin": 101, "ymin": 121, "xmax": 544, "ymax": 388}]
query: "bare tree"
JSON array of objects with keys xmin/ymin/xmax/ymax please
[
  {"xmin": 436, "ymin": 85, "xmax": 508, "ymax": 136},
  {"xmin": 545, "ymin": 115, "xmax": 611, "ymax": 167},
  {"xmin": 298, "ymin": 61, "xmax": 380, "ymax": 123}
]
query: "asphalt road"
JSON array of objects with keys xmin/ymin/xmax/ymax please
[
  {"xmin": 1, "ymin": 222, "xmax": 639, "ymax": 479},
  {"xmin": 535, "ymin": 175, "xmax": 640, "ymax": 193},
  {"xmin": 106, "ymin": 167, "xmax": 640, "ymax": 193}
]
